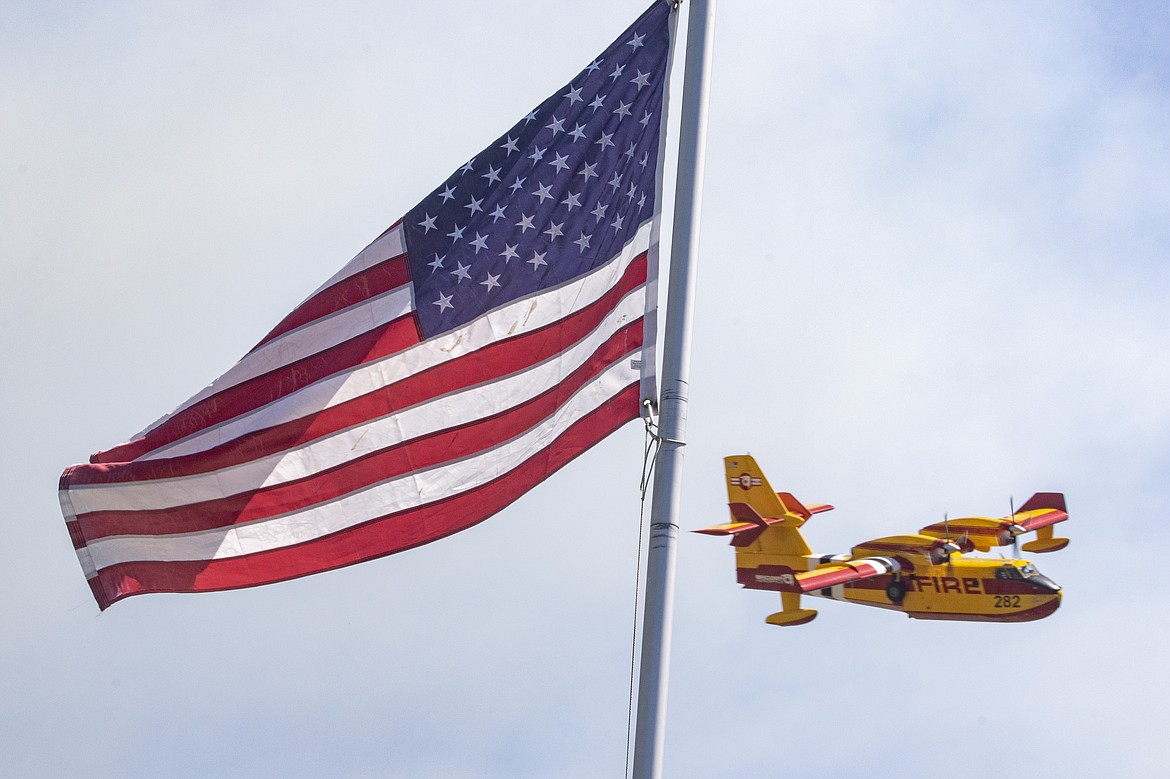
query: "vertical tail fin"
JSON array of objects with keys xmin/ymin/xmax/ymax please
[
  {"xmin": 720, "ymin": 455, "xmax": 817, "ymax": 555},
  {"xmin": 699, "ymin": 456, "xmax": 827, "ymax": 625},
  {"xmin": 724, "ymin": 454, "xmax": 808, "ymax": 528}
]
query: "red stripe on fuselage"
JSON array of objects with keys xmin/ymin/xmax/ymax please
[
  {"xmin": 736, "ymin": 565, "xmax": 802, "ymax": 592},
  {"xmin": 906, "ymin": 597, "xmax": 1061, "ymax": 623}
]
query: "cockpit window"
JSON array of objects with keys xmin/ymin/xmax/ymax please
[
  {"xmin": 1020, "ymin": 564, "xmax": 1037, "ymax": 576},
  {"xmin": 995, "ymin": 567, "xmax": 1024, "ymax": 580}
]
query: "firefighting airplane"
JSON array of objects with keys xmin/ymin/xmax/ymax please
[{"xmin": 695, "ymin": 455, "xmax": 1068, "ymax": 626}]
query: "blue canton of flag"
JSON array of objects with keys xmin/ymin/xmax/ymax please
[{"xmin": 405, "ymin": 2, "xmax": 672, "ymax": 338}]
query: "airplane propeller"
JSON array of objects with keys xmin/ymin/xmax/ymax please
[{"xmin": 929, "ymin": 529, "xmax": 973, "ymax": 566}]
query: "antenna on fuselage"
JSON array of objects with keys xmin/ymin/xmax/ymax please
[
  {"xmin": 1010, "ymin": 495, "xmax": 1020, "ymax": 559},
  {"xmin": 941, "ymin": 511, "xmax": 956, "ymax": 574}
]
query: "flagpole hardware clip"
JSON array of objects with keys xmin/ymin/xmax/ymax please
[
  {"xmin": 641, "ymin": 399, "xmax": 684, "ymax": 446},
  {"xmin": 641, "ymin": 398, "xmax": 659, "ymax": 431}
]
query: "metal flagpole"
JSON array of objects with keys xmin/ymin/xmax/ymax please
[{"xmin": 632, "ymin": 1, "xmax": 716, "ymax": 777}]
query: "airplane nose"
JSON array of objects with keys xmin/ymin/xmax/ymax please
[{"xmin": 1029, "ymin": 574, "xmax": 1061, "ymax": 593}]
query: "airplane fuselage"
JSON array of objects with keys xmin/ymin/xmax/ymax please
[
  {"xmin": 738, "ymin": 552, "xmax": 1062, "ymax": 623},
  {"xmin": 703, "ymin": 455, "xmax": 1068, "ymax": 627}
]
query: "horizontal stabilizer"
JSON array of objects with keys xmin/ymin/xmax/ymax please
[
  {"xmin": 691, "ymin": 521, "xmax": 761, "ymax": 537},
  {"xmin": 696, "ymin": 496, "xmax": 830, "ymax": 548},
  {"xmin": 692, "ymin": 521, "xmax": 767, "ymax": 547},
  {"xmin": 694, "ymin": 503, "xmax": 781, "ymax": 547},
  {"xmin": 712, "ymin": 456, "xmax": 823, "ymax": 552},
  {"xmin": 775, "ymin": 493, "xmax": 834, "ymax": 519},
  {"xmin": 728, "ymin": 501, "xmax": 766, "ymax": 525}
]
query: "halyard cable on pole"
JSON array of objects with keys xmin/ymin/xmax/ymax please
[
  {"xmin": 640, "ymin": 400, "xmax": 662, "ymax": 494},
  {"xmin": 625, "ymin": 401, "xmax": 662, "ymax": 778}
]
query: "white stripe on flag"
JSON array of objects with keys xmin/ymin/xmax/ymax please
[
  {"xmin": 310, "ymin": 223, "xmax": 405, "ymax": 299},
  {"xmin": 135, "ymin": 224, "xmax": 408, "ymax": 440},
  {"xmin": 68, "ymin": 285, "xmax": 647, "ymax": 514},
  {"xmin": 138, "ymin": 221, "xmax": 652, "ymax": 462},
  {"xmin": 84, "ymin": 354, "xmax": 638, "ymax": 570},
  {"xmin": 163, "ymin": 284, "xmax": 413, "ymax": 419}
]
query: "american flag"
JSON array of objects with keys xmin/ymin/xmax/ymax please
[{"xmin": 59, "ymin": 1, "xmax": 675, "ymax": 610}]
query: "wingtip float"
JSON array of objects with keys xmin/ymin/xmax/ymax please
[{"xmin": 695, "ymin": 455, "xmax": 1069, "ymax": 627}]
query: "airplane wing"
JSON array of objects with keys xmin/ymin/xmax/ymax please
[
  {"xmin": 918, "ymin": 493, "xmax": 1068, "ymax": 553},
  {"xmin": 1014, "ymin": 492, "xmax": 1070, "ymax": 552},
  {"xmin": 795, "ymin": 556, "xmax": 901, "ymax": 592},
  {"xmin": 918, "ymin": 517, "xmax": 1008, "ymax": 551},
  {"xmin": 1012, "ymin": 508, "xmax": 1068, "ymax": 532}
]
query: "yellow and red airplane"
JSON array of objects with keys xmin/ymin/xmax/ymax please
[{"xmin": 696, "ymin": 455, "xmax": 1068, "ymax": 627}]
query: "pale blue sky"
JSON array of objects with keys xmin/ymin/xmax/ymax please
[{"xmin": 3, "ymin": 2, "xmax": 1169, "ymax": 776}]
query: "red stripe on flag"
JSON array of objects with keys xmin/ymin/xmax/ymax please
[
  {"xmin": 72, "ymin": 321, "xmax": 643, "ymax": 540},
  {"xmin": 85, "ymin": 382, "xmax": 641, "ymax": 610},
  {"xmin": 91, "ymin": 314, "xmax": 421, "ymax": 464},
  {"xmin": 75, "ymin": 253, "xmax": 648, "ymax": 480},
  {"xmin": 250, "ymin": 255, "xmax": 410, "ymax": 351}
]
